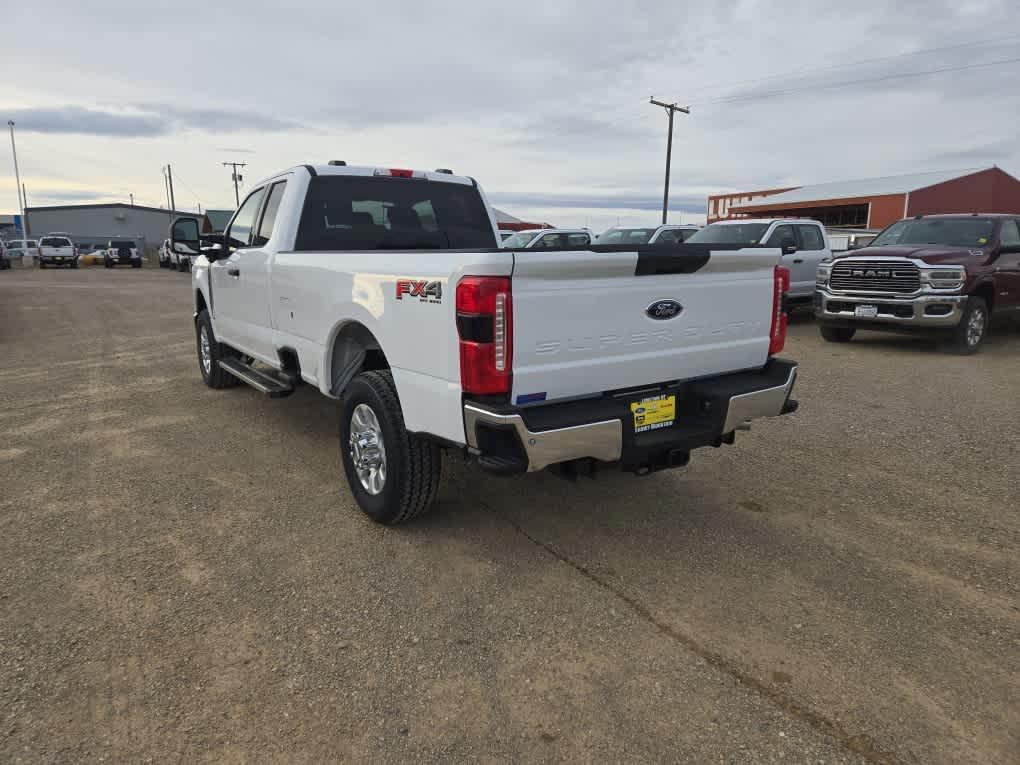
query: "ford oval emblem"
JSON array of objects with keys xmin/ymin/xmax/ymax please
[{"xmin": 646, "ymin": 299, "xmax": 683, "ymax": 320}]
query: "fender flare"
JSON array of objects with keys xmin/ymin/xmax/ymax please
[{"xmin": 327, "ymin": 321, "xmax": 385, "ymax": 396}]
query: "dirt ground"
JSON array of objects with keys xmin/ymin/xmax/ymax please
[{"xmin": 1, "ymin": 267, "xmax": 1017, "ymax": 763}]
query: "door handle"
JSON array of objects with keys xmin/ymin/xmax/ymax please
[
  {"xmin": 228, "ymin": 268, "xmax": 240, "ymax": 277},
  {"xmin": 793, "ymin": 258, "xmax": 804, "ymax": 264}
]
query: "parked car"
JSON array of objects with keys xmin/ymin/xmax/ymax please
[
  {"xmin": 38, "ymin": 235, "xmax": 78, "ymax": 268},
  {"xmin": 686, "ymin": 219, "xmax": 831, "ymax": 308},
  {"xmin": 159, "ymin": 238, "xmax": 172, "ymax": 268},
  {"xmin": 78, "ymin": 244, "xmax": 106, "ymax": 266},
  {"xmin": 501, "ymin": 228, "xmax": 592, "ymax": 248},
  {"xmin": 169, "ymin": 236, "xmax": 194, "ymax": 272},
  {"xmin": 815, "ymin": 213, "xmax": 1020, "ymax": 354},
  {"xmin": 0, "ymin": 240, "xmax": 9, "ymax": 270},
  {"xmin": 5, "ymin": 238, "xmax": 37, "ymax": 266},
  {"xmin": 597, "ymin": 224, "xmax": 700, "ymax": 246},
  {"xmin": 169, "ymin": 162, "xmax": 798, "ymax": 525},
  {"xmin": 104, "ymin": 239, "xmax": 142, "ymax": 268}
]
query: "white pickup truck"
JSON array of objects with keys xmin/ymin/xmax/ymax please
[{"xmin": 170, "ymin": 162, "xmax": 799, "ymax": 525}]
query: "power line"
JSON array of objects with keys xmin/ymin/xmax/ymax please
[
  {"xmin": 691, "ymin": 55, "xmax": 1020, "ymax": 107},
  {"xmin": 679, "ymin": 33, "xmax": 1020, "ymax": 100}
]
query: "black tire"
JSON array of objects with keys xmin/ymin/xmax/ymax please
[
  {"xmin": 942, "ymin": 296, "xmax": 989, "ymax": 355},
  {"xmin": 339, "ymin": 370, "xmax": 441, "ymax": 525},
  {"xmin": 195, "ymin": 310, "xmax": 240, "ymax": 389},
  {"xmin": 820, "ymin": 325, "xmax": 856, "ymax": 343},
  {"xmin": 177, "ymin": 260, "xmax": 185, "ymax": 272},
  {"xmin": 132, "ymin": 262, "xmax": 141, "ymax": 268},
  {"xmin": 71, "ymin": 259, "xmax": 79, "ymax": 269},
  {"xmin": 39, "ymin": 261, "xmax": 47, "ymax": 269}
]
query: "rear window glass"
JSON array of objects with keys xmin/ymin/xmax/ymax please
[
  {"xmin": 685, "ymin": 223, "xmax": 771, "ymax": 245},
  {"xmin": 295, "ymin": 176, "xmax": 497, "ymax": 251},
  {"xmin": 111, "ymin": 240, "xmax": 136, "ymax": 247},
  {"xmin": 41, "ymin": 237, "xmax": 71, "ymax": 247},
  {"xmin": 598, "ymin": 228, "xmax": 657, "ymax": 245}
]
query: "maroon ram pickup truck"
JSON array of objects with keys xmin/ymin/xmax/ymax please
[{"xmin": 814, "ymin": 214, "xmax": 1020, "ymax": 353}]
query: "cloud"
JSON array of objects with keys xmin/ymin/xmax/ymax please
[
  {"xmin": 5, "ymin": 105, "xmax": 299, "ymax": 137},
  {"xmin": 7, "ymin": 107, "xmax": 166, "ymax": 137}
]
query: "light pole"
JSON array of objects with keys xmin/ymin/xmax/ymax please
[
  {"xmin": 648, "ymin": 99, "xmax": 690, "ymax": 224},
  {"xmin": 8, "ymin": 120, "xmax": 26, "ymax": 236}
]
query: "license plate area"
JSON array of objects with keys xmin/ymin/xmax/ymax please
[
  {"xmin": 855, "ymin": 304, "xmax": 878, "ymax": 318},
  {"xmin": 631, "ymin": 394, "xmax": 676, "ymax": 433}
]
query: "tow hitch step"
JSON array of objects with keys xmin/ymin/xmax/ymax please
[{"xmin": 219, "ymin": 358, "xmax": 296, "ymax": 398}]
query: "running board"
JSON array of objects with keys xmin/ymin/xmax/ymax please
[{"xmin": 219, "ymin": 358, "xmax": 296, "ymax": 398}]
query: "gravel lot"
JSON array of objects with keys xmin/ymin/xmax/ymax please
[{"xmin": 1, "ymin": 268, "xmax": 1017, "ymax": 763}]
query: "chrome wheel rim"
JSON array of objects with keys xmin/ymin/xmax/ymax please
[
  {"xmin": 199, "ymin": 325, "xmax": 212, "ymax": 375},
  {"xmin": 349, "ymin": 404, "xmax": 386, "ymax": 495},
  {"xmin": 966, "ymin": 308, "xmax": 985, "ymax": 346}
]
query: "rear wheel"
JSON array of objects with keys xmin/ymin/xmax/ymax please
[
  {"xmin": 820, "ymin": 325, "xmax": 855, "ymax": 343},
  {"xmin": 339, "ymin": 370, "xmax": 441, "ymax": 525},
  {"xmin": 943, "ymin": 296, "xmax": 988, "ymax": 355},
  {"xmin": 196, "ymin": 310, "xmax": 240, "ymax": 389}
]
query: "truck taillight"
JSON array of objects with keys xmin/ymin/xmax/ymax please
[
  {"xmin": 770, "ymin": 265, "xmax": 790, "ymax": 355},
  {"xmin": 456, "ymin": 276, "xmax": 512, "ymax": 395}
]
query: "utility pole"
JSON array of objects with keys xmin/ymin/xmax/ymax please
[
  {"xmin": 162, "ymin": 167, "xmax": 172, "ymax": 220},
  {"xmin": 166, "ymin": 164, "xmax": 177, "ymax": 215},
  {"xmin": 222, "ymin": 161, "xmax": 246, "ymax": 206},
  {"xmin": 8, "ymin": 120, "xmax": 26, "ymax": 237},
  {"xmin": 649, "ymin": 98, "xmax": 690, "ymax": 224},
  {"xmin": 22, "ymin": 183, "xmax": 30, "ymax": 235},
  {"xmin": 130, "ymin": 193, "xmax": 134, "ymax": 206}
]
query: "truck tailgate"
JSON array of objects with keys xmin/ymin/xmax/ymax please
[{"xmin": 510, "ymin": 247, "xmax": 779, "ymax": 404}]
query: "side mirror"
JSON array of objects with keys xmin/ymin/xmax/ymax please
[{"xmin": 171, "ymin": 217, "xmax": 201, "ymax": 256}]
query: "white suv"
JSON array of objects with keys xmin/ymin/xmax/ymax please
[
  {"xmin": 596, "ymin": 224, "xmax": 700, "ymax": 245},
  {"xmin": 501, "ymin": 229, "xmax": 592, "ymax": 248}
]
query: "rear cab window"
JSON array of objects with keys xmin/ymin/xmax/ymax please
[
  {"xmin": 295, "ymin": 176, "xmax": 497, "ymax": 251},
  {"xmin": 40, "ymin": 237, "xmax": 72, "ymax": 247}
]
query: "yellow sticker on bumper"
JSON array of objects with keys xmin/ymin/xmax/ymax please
[{"xmin": 631, "ymin": 395, "xmax": 676, "ymax": 433}]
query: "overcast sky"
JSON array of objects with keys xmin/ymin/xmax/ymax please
[{"xmin": 2, "ymin": 0, "xmax": 1019, "ymax": 230}]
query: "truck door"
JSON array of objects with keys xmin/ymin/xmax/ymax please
[
  {"xmin": 212, "ymin": 186, "xmax": 267, "ymax": 356},
  {"xmin": 795, "ymin": 223, "xmax": 831, "ymax": 297},
  {"xmin": 763, "ymin": 224, "xmax": 811, "ymax": 299},
  {"xmin": 994, "ymin": 218, "xmax": 1020, "ymax": 313}
]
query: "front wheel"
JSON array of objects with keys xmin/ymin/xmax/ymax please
[
  {"xmin": 820, "ymin": 325, "xmax": 856, "ymax": 343},
  {"xmin": 339, "ymin": 370, "xmax": 441, "ymax": 525},
  {"xmin": 943, "ymin": 296, "xmax": 989, "ymax": 355},
  {"xmin": 195, "ymin": 310, "xmax": 240, "ymax": 388}
]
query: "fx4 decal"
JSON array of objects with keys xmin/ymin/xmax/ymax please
[{"xmin": 396, "ymin": 279, "xmax": 443, "ymax": 304}]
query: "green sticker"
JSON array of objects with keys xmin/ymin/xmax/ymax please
[{"xmin": 977, "ymin": 237, "xmax": 988, "ymax": 244}]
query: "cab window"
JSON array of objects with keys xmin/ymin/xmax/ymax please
[
  {"xmin": 252, "ymin": 181, "xmax": 287, "ymax": 247},
  {"xmin": 765, "ymin": 225, "xmax": 797, "ymax": 250},
  {"xmin": 566, "ymin": 233, "xmax": 590, "ymax": 246},
  {"xmin": 797, "ymin": 225, "xmax": 825, "ymax": 250},
  {"xmin": 226, "ymin": 187, "xmax": 267, "ymax": 249},
  {"xmin": 999, "ymin": 219, "xmax": 1020, "ymax": 247}
]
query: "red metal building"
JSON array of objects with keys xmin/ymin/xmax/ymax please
[{"xmin": 708, "ymin": 167, "xmax": 1020, "ymax": 229}]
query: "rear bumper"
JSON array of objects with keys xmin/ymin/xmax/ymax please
[
  {"xmin": 814, "ymin": 289, "xmax": 966, "ymax": 327},
  {"xmin": 463, "ymin": 359, "xmax": 798, "ymax": 474}
]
